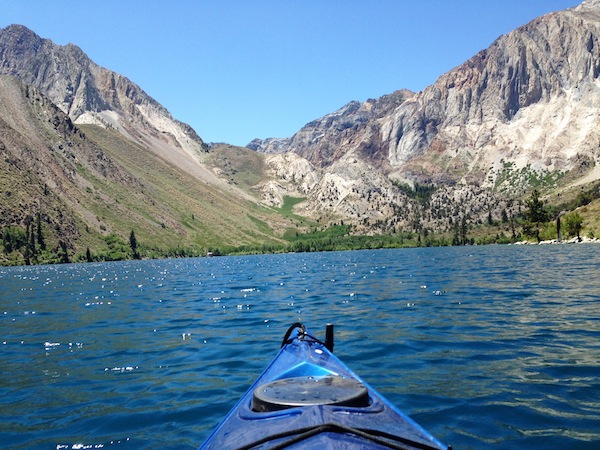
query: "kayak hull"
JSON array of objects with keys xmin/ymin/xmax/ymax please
[{"xmin": 200, "ymin": 324, "xmax": 448, "ymax": 449}]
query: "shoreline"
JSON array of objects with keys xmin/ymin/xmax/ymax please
[{"xmin": 513, "ymin": 236, "xmax": 600, "ymax": 245}]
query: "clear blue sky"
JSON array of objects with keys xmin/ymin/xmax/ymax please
[{"xmin": 1, "ymin": 0, "xmax": 579, "ymax": 146}]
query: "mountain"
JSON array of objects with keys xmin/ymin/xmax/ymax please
[
  {"xmin": 0, "ymin": 73, "xmax": 298, "ymax": 263},
  {"xmin": 0, "ymin": 26, "xmax": 300, "ymax": 263},
  {"xmin": 378, "ymin": 0, "xmax": 600, "ymax": 188},
  {"xmin": 0, "ymin": 24, "xmax": 214, "ymax": 181},
  {"xmin": 251, "ymin": 2, "xmax": 600, "ymax": 188},
  {"xmin": 0, "ymin": 74, "xmax": 139, "ymax": 261},
  {"xmin": 247, "ymin": 0, "xmax": 600, "ymax": 237}
]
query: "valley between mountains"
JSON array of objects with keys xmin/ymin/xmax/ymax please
[{"xmin": 2, "ymin": 1, "xmax": 600, "ymax": 264}]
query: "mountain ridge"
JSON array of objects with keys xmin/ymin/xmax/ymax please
[
  {"xmin": 250, "ymin": 1, "xmax": 600, "ymax": 193},
  {"xmin": 0, "ymin": 24, "xmax": 215, "ymax": 183}
]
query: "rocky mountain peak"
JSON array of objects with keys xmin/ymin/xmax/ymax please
[
  {"xmin": 0, "ymin": 24, "xmax": 206, "ymax": 178},
  {"xmin": 577, "ymin": 0, "xmax": 600, "ymax": 10},
  {"xmin": 0, "ymin": 24, "xmax": 43, "ymax": 49}
]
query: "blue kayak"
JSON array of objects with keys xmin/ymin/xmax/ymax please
[{"xmin": 200, "ymin": 323, "xmax": 450, "ymax": 449}]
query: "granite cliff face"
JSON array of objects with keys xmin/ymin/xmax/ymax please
[
  {"xmin": 251, "ymin": 1, "xmax": 600, "ymax": 191},
  {"xmin": 379, "ymin": 0, "xmax": 600, "ymax": 188},
  {"xmin": 0, "ymin": 24, "xmax": 207, "ymax": 179}
]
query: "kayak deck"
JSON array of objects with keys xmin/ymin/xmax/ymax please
[{"xmin": 200, "ymin": 324, "xmax": 449, "ymax": 449}]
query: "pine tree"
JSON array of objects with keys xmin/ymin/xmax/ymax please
[
  {"xmin": 461, "ymin": 215, "xmax": 469, "ymax": 245},
  {"xmin": 452, "ymin": 221, "xmax": 460, "ymax": 246},
  {"xmin": 564, "ymin": 213, "xmax": 583, "ymax": 240},
  {"xmin": 59, "ymin": 241, "xmax": 70, "ymax": 264},
  {"xmin": 36, "ymin": 213, "xmax": 46, "ymax": 250},
  {"xmin": 24, "ymin": 222, "xmax": 33, "ymax": 265},
  {"xmin": 129, "ymin": 230, "xmax": 140, "ymax": 259},
  {"xmin": 525, "ymin": 189, "xmax": 549, "ymax": 242},
  {"xmin": 28, "ymin": 221, "xmax": 36, "ymax": 254}
]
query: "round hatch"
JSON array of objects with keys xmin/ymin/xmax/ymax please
[{"xmin": 252, "ymin": 375, "xmax": 370, "ymax": 412}]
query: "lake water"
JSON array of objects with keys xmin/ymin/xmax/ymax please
[{"xmin": 1, "ymin": 245, "xmax": 599, "ymax": 449}]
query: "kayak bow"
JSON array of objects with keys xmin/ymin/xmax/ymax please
[{"xmin": 200, "ymin": 323, "xmax": 449, "ymax": 449}]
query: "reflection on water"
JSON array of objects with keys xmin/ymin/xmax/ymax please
[{"xmin": 1, "ymin": 245, "xmax": 599, "ymax": 449}]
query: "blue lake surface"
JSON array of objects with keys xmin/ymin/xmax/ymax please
[{"xmin": 1, "ymin": 245, "xmax": 599, "ymax": 449}]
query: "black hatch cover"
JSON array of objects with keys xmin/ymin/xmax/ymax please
[{"xmin": 252, "ymin": 375, "xmax": 370, "ymax": 412}]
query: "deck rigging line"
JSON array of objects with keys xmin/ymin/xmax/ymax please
[{"xmin": 237, "ymin": 422, "xmax": 450, "ymax": 450}]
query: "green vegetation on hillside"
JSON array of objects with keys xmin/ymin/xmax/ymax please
[
  {"xmin": 1, "ymin": 214, "xmax": 71, "ymax": 265},
  {"xmin": 393, "ymin": 181, "xmax": 437, "ymax": 205},
  {"xmin": 278, "ymin": 196, "xmax": 313, "ymax": 223},
  {"xmin": 77, "ymin": 126, "xmax": 292, "ymax": 249},
  {"xmin": 0, "ymin": 122, "xmax": 313, "ymax": 265},
  {"xmin": 3, "ymin": 185, "xmax": 599, "ymax": 265},
  {"xmin": 492, "ymin": 161, "xmax": 566, "ymax": 193}
]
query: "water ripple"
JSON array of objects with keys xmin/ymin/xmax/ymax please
[{"xmin": 1, "ymin": 246, "xmax": 599, "ymax": 449}]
